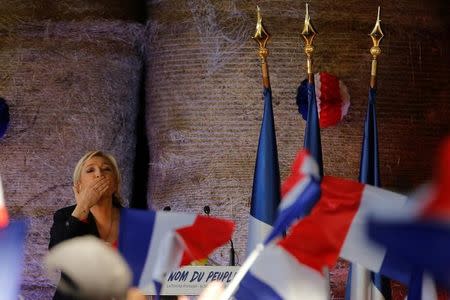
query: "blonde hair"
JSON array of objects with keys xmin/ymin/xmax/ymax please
[{"xmin": 72, "ymin": 150, "xmax": 123, "ymax": 206}]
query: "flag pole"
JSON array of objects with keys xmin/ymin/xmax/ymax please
[{"xmin": 219, "ymin": 243, "xmax": 265, "ymax": 300}]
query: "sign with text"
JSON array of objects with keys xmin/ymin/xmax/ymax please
[{"xmin": 144, "ymin": 266, "xmax": 240, "ymax": 296}]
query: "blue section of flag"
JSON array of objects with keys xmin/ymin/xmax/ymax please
[
  {"xmin": 344, "ymin": 265, "xmax": 353, "ymax": 300},
  {"xmin": 235, "ymin": 272, "xmax": 282, "ymax": 300},
  {"xmin": 118, "ymin": 209, "xmax": 156, "ymax": 286},
  {"xmin": 264, "ymin": 178, "xmax": 320, "ymax": 244},
  {"xmin": 359, "ymin": 88, "xmax": 381, "ymax": 186},
  {"xmin": 0, "ymin": 220, "xmax": 27, "ymax": 300},
  {"xmin": 378, "ymin": 247, "xmax": 411, "ymax": 285},
  {"xmin": 153, "ymin": 281, "xmax": 162, "ymax": 300},
  {"xmin": 370, "ymin": 220, "xmax": 450, "ymax": 288},
  {"xmin": 296, "ymin": 79, "xmax": 309, "ymax": 121},
  {"xmin": 359, "ymin": 88, "xmax": 391, "ymax": 299},
  {"xmin": 249, "ymin": 88, "xmax": 280, "ymax": 225},
  {"xmin": 406, "ymin": 271, "xmax": 423, "ymax": 300},
  {"xmin": 303, "ymin": 82, "xmax": 323, "ymax": 178}
]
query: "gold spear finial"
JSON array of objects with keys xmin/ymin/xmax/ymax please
[
  {"xmin": 369, "ymin": 6, "xmax": 384, "ymax": 88},
  {"xmin": 301, "ymin": 3, "xmax": 318, "ymax": 83},
  {"xmin": 252, "ymin": 6, "xmax": 271, "ymax": 88}
]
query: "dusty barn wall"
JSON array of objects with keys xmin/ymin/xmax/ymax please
[
  {"xmin": 0, "ymin": 0, "xmax": 448, "ymax": 298},
  {"xmin": 0, "ymin": 0, "xmax": 146, "ymax": 298},
  {"xmin": 145, "ymin": 0, "xmax": 449, "ymax": 298}
]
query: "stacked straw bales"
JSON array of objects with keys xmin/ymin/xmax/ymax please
[
  {"xmin": 0, "ymin": 0, "xmax": 448, "ymax": 298},
  {"xmin": 145, "ymin": 0, "xmax": 449, "ymax": 298},
  {"xmin": 0, "ymin": 1, "xmax": 145, "ymax": 298}
]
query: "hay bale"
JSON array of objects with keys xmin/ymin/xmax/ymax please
[
  {"xmin": 0, "ymin": 20, "xmax": 144, "ymax": 297},
  {"xmin": 145, "ymin": 0, "xmax": 449, "ymax": 297},
  {"xmin": 0, "ymin": 0, "xmax": 146, "ymax": 24}
]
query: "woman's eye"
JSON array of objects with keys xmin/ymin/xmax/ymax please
[
  {"xmin": 86, "ymin": 168, "xmax": 94, "ymax": 173},
  {"xmin": 102, "ymin": 167, "xmax": 112, "ymax": 172}
]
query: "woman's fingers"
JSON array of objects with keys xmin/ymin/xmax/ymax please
[
  {"xmin": 76, "ymin": 179, "xmax": 106, "ymax": 206},
  {"xmin": 91, "ymin": 177, "xmax": 108, "ymax": 191},
  {"xmin": 93, "ymin": 178, "xmax": 110, "ymax": 194},
  {"xmin": 74, "ymin": 177, "xmax": 114, "ymax": 210}
]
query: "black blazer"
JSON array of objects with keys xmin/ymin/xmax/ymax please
[
  {"xmin": 49, "ymin": 205, "xmax": 102, "ymax": 300},
  {"xmin": 49, "ymin": 205, "xmax": 100, "ymax": 250}
]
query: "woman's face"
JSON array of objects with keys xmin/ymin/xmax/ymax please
[{"xmin": 77, "ymin": 156, "xmax": 118, "ymax": 197}]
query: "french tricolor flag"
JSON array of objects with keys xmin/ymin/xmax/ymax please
[
  {"xmin": 0, "ymin": 175, "xmax": 9, "ymax": 229},
  {"xmin": 0, "ymin": 175, "xmax": 27, "ymax": 300},
  {"xmin": 233, "ymin": 174, "xmax": 407, "ymax": 300},
  {"xmin": 264, "ymin": 150, "xmax": 321, "ymax": 244},
  {"xmin": 118, "ymin": 208, "xmax": 234, "ymax": 295},
  {"xmin": 368, "ymin": 136, "xmax": 450, "ymax": 299}
]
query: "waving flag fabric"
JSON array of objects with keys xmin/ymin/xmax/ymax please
[
  {"xmin": 236, "ymin": 171, "xmax": 410, "ymax": 299},
  {"xmin": 264, "ymin": 150, "xmax": 321, "ymax": 244},
  {"xmin": 303, "ymin": 82, "xmax": 323, "ymax": 178},
  {"xmin": 235, "ymin": 237, "xmax": 329, "ymax": 300},
  {"xmin": 0, "ymin": 175, "xmax": 27, "ymax": 300},
  {"xmin": 368, "ymin": 136, "xmax": 450, "ymax": 297},
  {"xmin": 233, "ymin": 151, "xmax": 322, "ymax": 299},
  {"xmin": 247, "ymin": 87, "xmax": 281, "ymax": 255},
  {"xmin": 0, "ymin": 204, "xmax": 7, "ymax": 228},
  {"xmin": 407, "ymin": 272, "xmax": 438, "ymax": 300},
  {"xmin": 282, "ymin": 176, "xmax": 407, "ymax": 280},
  {"xmin": 118, "ymin": 208, "xmax": 234, "ymax": 295},
  {"xmin": 0, "ymin": 175, "xmax": 9, "ymax": 228},
  {"xmin": 235, "ymin": 173, "xmax": 407, "ymax": 300},
  {"xmin": 0, "ymin": 221, "xmax": 27, "ymax": 300}
]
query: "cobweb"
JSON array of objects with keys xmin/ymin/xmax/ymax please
[{"xmin": 186, "ymin": 0, "xmax": 253, "ymax": 75}]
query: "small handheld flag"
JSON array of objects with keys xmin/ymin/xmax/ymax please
[
  {"xmin": 0, "ymin": 175, "xmax": 27, "ymax": 300},
  {"xmin": 223, "ymin": 150, "xmax": 323, "ymax": 300},
  {"xmin": 119, "ymin": 208, "xmax": 234, "ymax": 296},
  {"xmin": 0, "ymin": 175, "xmax": 9, "ymax": 228},
  {"xmin": 264, "ymin": 150, "xmax": 321, "ymax": 244},
  {"xmin": 368, "ymin": 136, "xmax": 450, "ymax": 292}
]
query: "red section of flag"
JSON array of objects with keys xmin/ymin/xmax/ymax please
[
  {"xmin": 176, "ymin": 215, "xmax": 235, "ymax": 265},
  {"xmin": 278, "ymin": 176, "xmax": 364, "ymax": 272},
  {"xmin": 281, "ymin": 150, "xmax": 310, "ymax": 198},
  {"xmin": 421, "ymin": 136, "xmax": 450, "ymax": 219},
  {"xmin": 0, "ymin": 207, "xmax": 8, "ymax": 228}
]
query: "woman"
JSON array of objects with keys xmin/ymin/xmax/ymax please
[{"xmin": 49, "ymin": 150, "xmax": 123, "ymax": 299}]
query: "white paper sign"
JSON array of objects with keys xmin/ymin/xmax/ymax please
[{"xmin": 146, "ymin": 266, "xmax": 240, "ymax": 296}]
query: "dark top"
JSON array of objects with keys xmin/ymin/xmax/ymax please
[
  {"xmin": 49, "ymin": 204, "xmax": 178, "ymax": 300},
  {"xmin": 49, "ymin": 205, "xmax": 100, "ymax": 250},
  {"xmin": 48, "ymin": 205, "xmax": 103, "ymax": 300}
]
